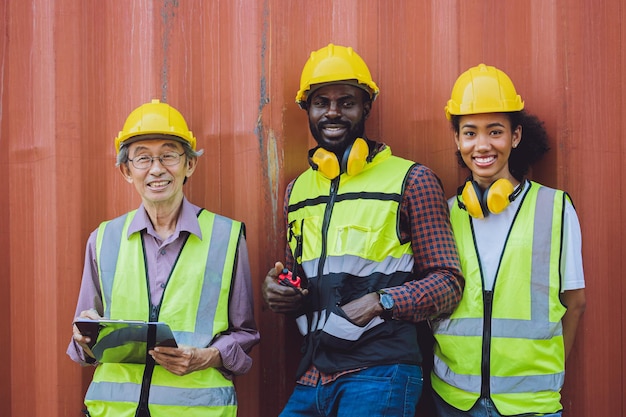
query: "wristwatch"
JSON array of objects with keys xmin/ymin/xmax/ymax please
[{"xmin": 377, "ymin": 289, "xmax": 394, "ymax": 320}]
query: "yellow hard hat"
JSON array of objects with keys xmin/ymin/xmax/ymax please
[
  {"xmin": 114, "ymin": 99, "xmax": 196, "ymax": 154},
  {"xmin": 445, "ymin": 64, "xmax": 524, "ymax": 120},
  {"xmin": 295, "ymin": 43, "xmax": 379, "ymax": 108}
]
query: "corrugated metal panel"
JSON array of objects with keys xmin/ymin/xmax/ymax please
[
  {"xmin": 0, "ymin": 1, "xmax": 623, "ymax": 416},
  {"xmin": 0, "ymin": 1, "xmax": 11, "ymax": 414}
]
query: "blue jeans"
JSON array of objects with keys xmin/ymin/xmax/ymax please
[
  {"xmin": 279, "ymin": 364, "xmax": 423, "ymax": 417},
  {"xmin": 433, "ymin": 392, "xmax": 562, "ymax": 417}
]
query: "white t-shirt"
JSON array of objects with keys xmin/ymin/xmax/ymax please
[{"xmin": 449, "ymin": 180, "xmax": 585, "ymax": 292}]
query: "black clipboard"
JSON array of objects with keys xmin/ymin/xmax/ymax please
[{"xmin": 74, "ymin": 319, "xmax": 178, "ymax": 364}]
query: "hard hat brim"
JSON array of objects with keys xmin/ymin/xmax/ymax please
[
  {"xmin": 310, "ymin": 80, "xmax": 375, "ymax": 98},
  {"xmin": 119, "ymin": 133, "xmax": 192, "ymax": 150},
  {"xmin": 297, "ymin": 79, "xmax": 378, "ymax": 108}
]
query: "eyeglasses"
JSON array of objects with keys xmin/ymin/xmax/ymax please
[{"xmin": 128, "ymin": 152, "xmax": 185, "ymax": 170}]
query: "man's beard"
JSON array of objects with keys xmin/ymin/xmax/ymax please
[{"xmin": 309, "ymin": 117, "xmax": 366, "ymax": 155}]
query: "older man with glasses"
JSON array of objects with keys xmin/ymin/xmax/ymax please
[{"xmin": 67, "ymin": 99, "xmax": 259, "ymax": 417}]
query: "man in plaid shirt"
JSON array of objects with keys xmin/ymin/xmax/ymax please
[{"xmin": 262, "ymin": 44, "xmax": 464, "ymax": 417}]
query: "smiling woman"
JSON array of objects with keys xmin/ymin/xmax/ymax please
[
  {"xmin": 431, "ymin": 64, "xmax": 586, "ymax": 417},
  {"xmin": 455, "ymin": 113, "xmax": 521, "ymax": 190}
]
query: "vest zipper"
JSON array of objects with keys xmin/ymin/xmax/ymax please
[
  {"xmin": 150, "ymin": 304, "xmax": 159, "ymax": 322},
  {"xmin": 480, "ymin": 289, "xmax": 494, "ymax": 398},
  {"xmin": 318, "ymin": 177, "xmax": 339, "ymax": 278},
  {"xmin": 297, "ymin": 176, "xmax": 340, "ymax": 372}
]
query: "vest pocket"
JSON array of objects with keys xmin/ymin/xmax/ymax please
[{"xmin": 332, "ymin": 224, "xmax": 372, "ymax": 257}]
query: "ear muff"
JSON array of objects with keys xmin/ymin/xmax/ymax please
[
  {"xmin": 459, "ymin": 181, "xmax": 487, "ymax": 219},
  {"xmin": 309, "ymin": 147, "xmax": 341, "ymax": 179},
  {"xmin": 343, "ymin": 138, "xmax": 369, "ymax": 176},
  {"xmin": 457, "ymin": 178, "xmax": 517, "ymax": 218},
  {"xmin": 484, "ymin": 178, "xmax": 514, "ymax": 215},
  {"xmin": 308, "ymin": 138, "xmax": 369, "ymax": 179}
]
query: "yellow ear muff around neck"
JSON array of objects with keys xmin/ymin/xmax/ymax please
[
  {"xmin": 309, "ymin": 147, "xmax": 341, "ymax": 179},
  {"xmin": 460, "ymin": 181, "xmax": 487, "ymax": 219},
  {"xmin": 458, "ymin": 178, "xmax": 520, "ymax": 218},
  {"xmin": 343, "ymin": 138, "xmax": 369, "ymax": 176},
  {"xmin": 308, "ymin": 138, "xmax": 370, "ymax": 179},
  {"xmin": 485, "ymin": 178, "xmax": 515, "ymax": 215}
]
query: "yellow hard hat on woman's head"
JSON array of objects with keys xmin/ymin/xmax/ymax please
[
  {"xmin": 114, "ymin": 99, "xmax": 196, "ymax": 154},
  {"xmin": 295, "ymin": 43, "xmax": 379, "ymax": 109},
  {"xmin": 445, "ymin": 64, "xmax": 524, "ymax": 120}
]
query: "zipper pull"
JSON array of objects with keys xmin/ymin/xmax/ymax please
[
  {"xmin": 484, "ymin": 290, "xmax": 493, "ymax": 305},
  {"xmin": 150, "ymin": 304, "xmax": 159, "ymax": 322}
]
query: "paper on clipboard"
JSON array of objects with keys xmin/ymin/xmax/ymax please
[{"xmin": 74, "ymin": 319, "xmax": 178, "ymax": 364}]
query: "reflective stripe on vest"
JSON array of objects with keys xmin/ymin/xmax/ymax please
[
  {"xmin": 432, "ymin": 183, "xmax": 567, "ymax": 415},
  {"xmin": 288, "ymin": 147, "xmax": 415, "ymax": 341},
  {"xmin": 87, "ymin": 378, "xmax": 236, "ymax": 406},
  {"xmin": 87, "ymin": 209, "xmax": 241, "ymax": 417}
]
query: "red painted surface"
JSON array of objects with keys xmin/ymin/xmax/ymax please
[{"xmin": 0, "ymin": 1, "xmax": 623, "ymax": 416}]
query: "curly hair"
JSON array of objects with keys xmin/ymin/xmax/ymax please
[{"xmin": 451, "ymin": 111, "xmax": 550, "ymax": 182}]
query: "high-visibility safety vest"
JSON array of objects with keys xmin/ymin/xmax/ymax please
[
  {"xmin": 84, "ymin": 209, "xmax": 242, "ymax": 417},
  {"xmin": 287, "ymin": 146, "xmax": 421, "ymax": 376},
  {"xmin": 432, "ymin": 182, "xmax": 568, "ymax": 415}
]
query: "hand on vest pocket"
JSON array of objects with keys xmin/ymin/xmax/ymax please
[{"xmin": 319, "ymin": 304, "xmax": 386, "ymax": 351}]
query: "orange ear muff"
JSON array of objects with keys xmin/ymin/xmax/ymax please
[{"xmin": 308, "ymin": 138, "xmax": 370, "ymax": 179}]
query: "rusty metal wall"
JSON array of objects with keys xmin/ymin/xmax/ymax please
[{"xmin": 0, "ymin": 0, "xmax": 623, "ymax": 416}]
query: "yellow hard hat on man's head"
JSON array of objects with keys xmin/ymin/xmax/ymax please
[
  {"xmin": 114, "ymin": 99, "xmax": 196, "ymax": 154},
  {"xmin": 295, "ymin": 43, "xmax": 379, "ymax": 109},
  {"xmin": 445, "ymin": 64, "xmax": 524, "ymax": 120}
]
